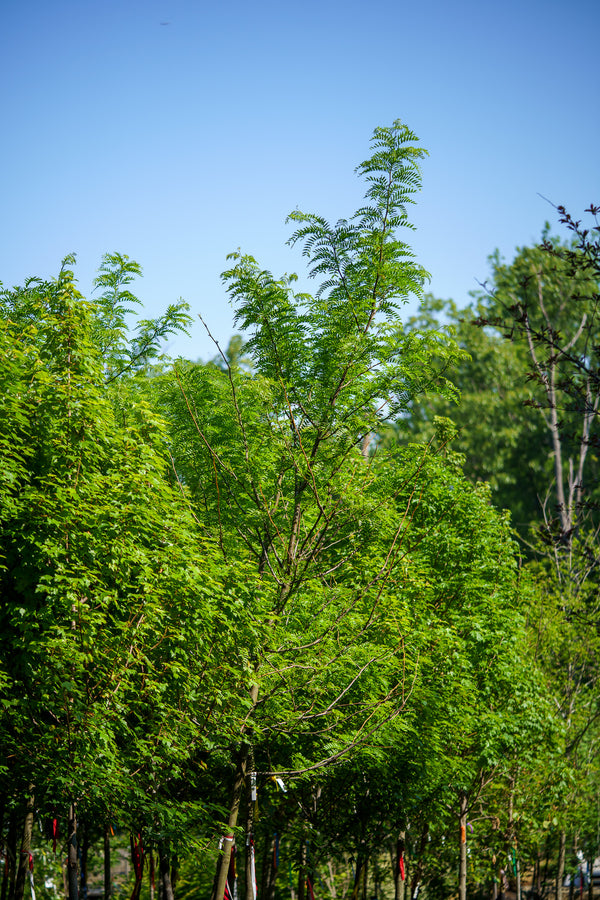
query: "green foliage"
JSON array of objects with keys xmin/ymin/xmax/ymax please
[
  {"xmin": 392, "ymin": 215, "xmax": 600, "ymax": 894},
  {"xmin": 0, "ymin": 124, "xmax": 578, "ymax": 900},
  {"xmin": 93, "ymin": 251, "xmax": 193, "ymax": 380},
  {"xmin": 0, "ymin": 260, "xmax": 248, "ymax": 847},
  {"xmin": 163, "ymin": 125, "xmax": 476, "ymax": 783},
  {"xmin": 159, "ymin": 123, "xmax": 546, "ymax": 900},
  {"xmin": 394, "ymin": 293, "xmax": 551, "ymax": 536}
]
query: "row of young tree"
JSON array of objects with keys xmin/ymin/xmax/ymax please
[{"xmin": 0, "ymin": 122, "xmax": 598, "ymax": 900}]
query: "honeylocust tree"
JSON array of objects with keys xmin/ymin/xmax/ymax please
[
  {"xmin": 163, "ymin": 120, "xmax": 511, "ymax": 900},
  {"xmin": 203, "ymin": 433, "xmax": 545, "ymax": 900}
]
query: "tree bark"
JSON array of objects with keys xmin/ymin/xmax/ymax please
[
  {"xmin": 394, "ymin": 833, "xmax": 406, "ymax": 900},
  {"xmin": 214, "ymin": 752, "xmax": 248, "ymax": 900},
  {"xmin": 170, "ymin": 856, "xmax": 178, "ymax": 896},
  {"xmin": 103, "ymin": 827, "xmax": 111, "ymax": 900},
  {"xmin": 245, "ymin": 750, "xmax": 256, "ymax": 900},
  {"xmin": 458, "ymin": 792, "xmax": 468, "ymax": 900},
  {"xmin": 215, "ymin": 677, "xmax": 259, "ymax": 900},
  {"xmin": 556, "ymin": 830, "xmax": 566, "ymax": 900},
  {"xmin": 543, "ymin": 837, "xmax": 550, "ymax": 890},
  {"xmin": 80, "ymin": 820, "xmax": 89, "ymax": 900},
  {"xmin": 159, "ymin": 847, "xmax": 175, "ymax": 900},
  {"xmin": 260, "ymin": 833, "xmax": 277, "ymax": 900},
  {"xmin": 409, "ymin": 824, "xmax": 428, "ymax": 900},
  {"xmin": 14, "ymin": 793, "xmax": 34, "ymax": 900},
  {"xmin": 67, "ymin": 804, "xmax": 79, "ymax": 900},
  {"xmin": 2, "ymin": 810, "xmax": 17, "ymax": 900},
  {"xmin": 297, "ymin": 840, "xmax": 307, "ymax": 900},
  {"xmin": 535, "ymin": 850, "xmax": 542, "ymax": 898}
]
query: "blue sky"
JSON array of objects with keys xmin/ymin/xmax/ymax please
[{"xmin": 1, "ymin": 0, "xmax": 598, "ymax": 361}]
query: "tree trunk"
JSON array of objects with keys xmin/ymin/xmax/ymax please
[
  {"xmin": 535, "ymin": 850, "xmax": 542, "ymax": 898},
  {"xmin": 215, "ymin": 677, "xmax": 258, "ymax": 900},
  {"xmin": 170, "ymin": 856, "xmax": 178, "ymax": 896},
  {"xmin": 261, "ymin": 834, "xmax": 277, "ymax": 900},
  {"xmin": 394, "ymin": 833, "xmax": 406, "ymax": 900},
  {"xmin": 103, "ymin": 828, "xmax": 111, "ymax": 900},
  {"xmin": 410, "ymin": 824, "xmax": 428, "ymax": 900},
  {"xmin": 67, "ymin": 804, "xmax": 79, "ymax": 900},
  {"xmin": 2, "ymin": 810, "xmax": 17, "ymax": 900},
  {"xmin": 543, "ymin": 839, "xmax": 550, "ymax": 888},
  {"xmin": 159, "ymin": 848, "xmax": 175, "ymax": 900},
  {"xmin": 458, "ymin": 791, "xmax": 468, "ymax": 900},
  {"xmin": 567, "ymin": 833, "xmax": 578, "ymax": 900},
  {"xmin": 515, "ymin": 853, "xmax": 521, "ymax": 900},
  {"xmin": 556, "ymin": 830, "xmax": 566, "ymax": 900},
  {"xmin": 149, "ymin": 852, "xmax": 154, "ymax": 900},
  {"xmin": 214, "ymin": 751, "xmax": 248, "ymax": 900},
  {"xmin": 245, "ymin": 751, "xmax": 256, "ymax": 900},
  {"xmin": 14, "ymin": 793, "xmax": 34, "ymax": 900},
  {"xmin": 587, "ymin": 859, "xmax": 593, "ymax": 900},
  {"xmin": 297, "ymin": 840, "xmax": 307, "ymax": 900},
  {"xmin": 80, "ymin": 820, "xmax": 89, "ymax": 900}
]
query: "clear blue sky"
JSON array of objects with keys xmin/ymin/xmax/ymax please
[{"xmin": 1, "ymin": 0, "xmax": 598, "ymax": 361}]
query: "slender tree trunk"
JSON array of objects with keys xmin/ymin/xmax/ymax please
[
  {"xmin": 458, "ymin": 791, "xmax": 468, "ymax": 900},
  {"xmin": 103, "ymin": 828, "xmax": 111, "ymax": 900},
  {"xmin": 410, "ymin": 824, "xmax": 428, "ymax": 900},
  {"xmin": 260, "ymin": 834, "xmax": 270, "ymax": 900},
  {"xmin": 568, "ymin": 834, "xmax": 578, "ymax": 900},
  {"xmin": 215, "ymin": 680, "xmax": 258, "ymax": 900},
  {"xmin": 14, "ymin": 793, "xmax": 34, "ymax": 900},
  {"xmin": 67, "ymin": 804, "xmax": 79, "ymax": 900},
  {"xmin": 209, "ymin": 863, "xmax": 219, "ymax": 900},
  {"xmin": 587, "ymin": 859, "xmax": 593, "ymax": 900},
  {"xmin": 170, "ymin": 856, "xmax": 178, "ymax": 897},
  {"xmin": 261, "ymin": 834, "xmax": 277, "ymax": 900},
  {"xmin": 515, "ymin": 854, "xmax": 521, "ymax": 900},
  {"xmin": 543, "ymin": 837, "xmax": 550, "ymax": 892},
  {"xmin": 149, "ymin": 851, "xmax": 154, "ymax": 900},
  {"xmin": 0, "ymin": 825, "xmax": 8, "ymax": 900},
  {"xmin": 499, "ymin": 866, "xmax": 507, "ymax": 900},
  {"xmin": 245, "ymin": 750, "xmax": 256, "ymax": 900},
  {"xmin": 214, "ymin": 752, "xmax": 248, "ymax": 900},
  {"xmin": 159, "ymin": 847, "xmax": 175, "ymax": 900},
  {"xmin": 297, "ymin": 840, "xmax": 307, "ymax": 900},
  {"xmin": 80, "ymin": 820, "xmax": 89, "ymax": 900},
  {"xmin": 2, "ymin": 810, "xmax": 17, "ymax": 900},
  {"xmin": 556, "ymin": 830, "xmax": 566, "ymax": 900},
  {"xmin": 394, "ymin": 833, "xmax": 406, "ymax": 900}
]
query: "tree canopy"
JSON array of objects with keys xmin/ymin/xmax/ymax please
[{"xmin": 0, "ymin": 126, "xmax": 596, "ymax": 900}]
